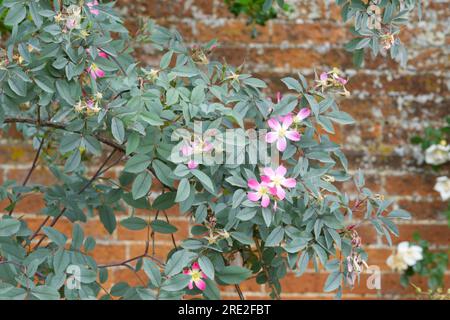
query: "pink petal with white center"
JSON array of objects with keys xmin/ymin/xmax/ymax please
[
  {"xmin": 261, "ymin": 195, "xmax": 270, "ymax": 208},
  {"xmin": 275, "ymin": 186, "xmax": 285, "ymax": 200},
  {"xmin": 195, "ymin": 279, "xmax": 206, "ymax": 291},
  {"xmin": 275, "ymin": 165, "xmax": 287, "ymax": 177},
  {"xmin": 183, "ymin": 269, "xmax": 191, "ymax": 275},
  {"xmin": 267, "ymin": 118, "xmax": 281, "ymax": 131},
  {"xmin": 265, "ymin": 132, "xmax": 278, "ymax": 143},
  {"xmin": 247, "ymin": 179, "xmax": 259, "ymax": 190},
  {"xmin": 282, "ymin": 178, "xmax": 296, "ymax": 188},
  {"xmin": 297, "ymin": 108, "xmax": 311, "ymax": 121},
  {"xmin": 285, "ymin": 130, "xmax": 300, "ymax": 141},
  {"xmin": 281, "ymin": 114, "xmax": 293, "ymax": 128},
  {"xmin": 276, "ymin": 137, "xmax": 287, "ymax": 152},
  {"xmin": 263, "ymin": 167, "xmax": 275, "ymax": 179},
  {"xmin": 247, "ymin": 192, "xmax": 261, "ymax": 202}
]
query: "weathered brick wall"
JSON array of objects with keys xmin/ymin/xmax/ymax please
[{"xmin": 1, "ymin": 0, "xmax": 449, "ymax": 299}]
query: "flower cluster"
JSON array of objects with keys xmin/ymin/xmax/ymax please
[
  {"xmin": 386, "ymin": 241, "xmax": 423, "ymax": 272},
  {"xmin": 180, "ymin": 137, "xmax": 214, "ymax": 170},
  {"xmin": 247, "ymin": 165, "xmax": 297, "ymax": 208},
  {"xmin": 345, "ymin": 228, "xmax": 368, "ymax": 286},
  {"xmin": 74, "ymin": 93, "xmax": 103, "ymax": 115},
  {"xmin": 315, "ymin": 68, "xmax": 350, "ymax": 96},
  {"xmin": 423, "ymin": 141, "xmax": 450, "ymax": 201}
]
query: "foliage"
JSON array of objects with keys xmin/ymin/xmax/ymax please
[
  {"xmin": 400, "ymin": 234, "xmax": 449, "ymax": 292},
  {"xmin": 224, "ymin": 0, "xmax": 291, "ymax": 36},
  {"xmin": 0, "ymin": 0, "xmax": 410, "ymax": 300},
  {"xmin": 337, "ymin": 0, "xmax": 422, "ymax": 67}
]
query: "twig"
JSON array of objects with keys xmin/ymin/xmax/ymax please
[
  {"xmin": 31, "ymin": 150, "xmax": 118, "ymax": 249},
  {"xmin": 8, "ymin": 137, "xmax": 46, "ymax": 216}
]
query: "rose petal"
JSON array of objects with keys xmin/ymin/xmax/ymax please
[
  {"xmin": 267, "ymin": 118, "xmax": 281, "ymax": 130},
  {"xmin": 191, "ymin": 262, "xmax": 200, "ymax": 270},
  {"xmin": 247, "ymin": 192, "xmax": 261, "ymax": 202},
  {"xmin": 286, "ymin": 130, "xmax": 301, "ymax": 141},
  {"xmin": 265, "ymin": 132, "xmax": 278, "ymax": 143},
  {"xmin": 195, "ymin": 279, "xmax": 206, "ymax": 291},
  {"xmin": 282, "ymin": 177, "xmax": 296, "ymax": 188},
  {"xmin": 247, "ymin": 179, "xmax": 260, "ymax": 190},
  {"xmin": 282, "ymin": 114, "xmax": 293, "ymax": 128},
  {"xmin": 297, "ymin": 108, "xmax": 311, "ymax": 121},
  {"xmin": 276, "ymin": 186, "xmax": 285, "ymax": 200},
  {"xmin": 261, "ymin": 195, "xmax": 270, "ymax": 208},
  {"xmin": 263, "ymin": 167, "xmax": 275, "ymax": 179},
  {"xmin": 276, "ymin": 137, "xmax": 287, "ymax": 152},
  {"xmin": 275, "ymin": 165, "xmax": 287, "ymax": 177}
]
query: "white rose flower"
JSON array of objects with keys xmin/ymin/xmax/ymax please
[
  {"xmin": 386, "ymin": 241, "xmax": 423, "ymax": 272},
  {"xmin": 397, "ymin": 241, "xmax": 423, "ymax": 266},
  {"xmin": 386, "ymin": 253, "xmax": 408, "ymax": 272},
  {"xmin": 424, "ymin": 144, "xmax": 450, "ymax": 165},
  {"xmin": 434, "ymin": 176, "xmax": 450, "ymax": 201}
]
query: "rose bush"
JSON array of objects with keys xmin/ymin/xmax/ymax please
[{"xmin": 0, "ymin": 0, "xmax": 412, "ymax": 300}]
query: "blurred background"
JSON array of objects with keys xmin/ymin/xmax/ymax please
[{"xmin": 1, "ymin": 0, "xmax": 449, "ymax": 299}]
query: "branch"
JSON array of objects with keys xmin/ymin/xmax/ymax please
[
  {"xmin": 31, "ymin": 149, "xmax": 118, "ymax": 249},
  {"xmin": 8, "ymin": 137, "xmax": 46, "ymax": 216},
  {"xmin": 3, "ymin": 117, "xmax": 175, "ymax": 192}
]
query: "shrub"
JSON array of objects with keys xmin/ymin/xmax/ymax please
[{"xmin": 0, "ymin": 0, "xmax": 411, "ymax": 300}]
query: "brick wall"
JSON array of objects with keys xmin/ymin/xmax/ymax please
[{"xmin": 1, "ymin": 0, "xmax": 449, "ymax": 299}]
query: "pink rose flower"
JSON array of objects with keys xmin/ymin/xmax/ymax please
[
  {"xmin": 183, "ymin": 262, "xmax": 207, "ymax": 291},
  {"xmin": 265, "ymin": 114, "xmax": 301, "ymax": 152}
]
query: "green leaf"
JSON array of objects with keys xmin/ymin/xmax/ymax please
[
  {"xmin": 198, "ymin": 256, "xmax": 215, "ymax": 280},
  {"xmin": 55, "ymin": 80, "xmax": 75, "ymax": 105},
  {"xmin": 152, "ymin": 160, "xmax": 174, "ymax": 187},
  {"xmin": 143, "ymin": 259, "xmax": 162, "ymax": 287},
  {"xmin": 216, "ymin": 266, "xmax": 251, "ymax": 285},
  {"xmin": 192, "ymin": 169, "xmax": 215, "ymax": 194},
  {"xmin": 152, "ymin": 192, "xmax": 176, "ymax": 210},
  {"xmin": 388, "ymin": 209, "xmax": 411, "ymax": 220},
  {"xmin": 326, "ymin": 111, "xmax": 355, "ymax": 125},
  {"xmin": 164, "ymin": 250, "xmax": 197, "ymax": 277},
  {"xmin": 98, "ymin": 206, "xmax": 117, "ymax": 234},
  {"xmin": 191, "ymin": 85, "xmax": 205, "ymax": 105},
  {"xmin": 111, "ymin": 117, "xmax": 125, "ymax": 144},
  {"xmin": 265, "ymin": 226, "xmax": 284, "ymax": 247},
  {"xmin": 323, "ymin": 271, "xmax": 342, "ymax": 292},
  {"xmin": 4, "ymin": 4, "xmax": 26, "ymax": 26},
  {"xmin": 7, "ymin": 77, "xmax": 27, "ymax": 96},
  {"xmin": 42, "ymin": 226, "xmax": 67, "ymax": 247},
  {"xmin": 161, "ymin": 274, "xmax": 191, "ymax": 291},
  {"xmin": 175, "ymin": 178, "xmax": 190, "ymax": 202},
  {"xmin": 124, "ymin": 154, "xmax": 152, "ymax": 173},
  {"xmin": 132, "ymin": 172, "xmax": 152, "ymax": 200},
  {"xmin": 0, "ymin": 218, "xmax": 21, "ymax": 237},
  {"xmin": 121, "ymin": 217, "xmax": 148, "ymax": 230},
  {"xmin": 150, "ymin": 220, "xmax": 177, "ymax": 234},
  {"xmin": 31, "ymin": 285, "xmax": 60, "ymax": 300},
  {"xmin": 71, "ymin": 223, "xmax": 84, "ymax": 250},
  {"xmin": 281, "ymin": 77, "xmax": 302, "ymax": 92}
]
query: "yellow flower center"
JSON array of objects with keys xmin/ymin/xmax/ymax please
[{"xmin": 191, "ymin": 270, "xmax": 202, "ymax": 281}]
